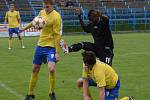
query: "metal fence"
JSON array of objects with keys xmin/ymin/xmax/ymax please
[
  {"xmin": 0, "ymin": 1, "xmax": 150, "ymax": 33},
  {"xmin": 61, "ymin": 7, "xmax": 150, "ymax": 33}
]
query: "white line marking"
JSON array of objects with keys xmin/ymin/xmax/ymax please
[{"xmin": 0, "ymin": 81, "xmax": 24, "ymax": 99}]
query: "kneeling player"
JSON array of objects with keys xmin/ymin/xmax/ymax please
[{"xmin": 77, "ymin": 51, "xmax": 133, "ymax": 100}]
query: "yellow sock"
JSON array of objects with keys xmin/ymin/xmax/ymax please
[
  {"xmin": 28, "ymin": 72, "xmax": 38, "ymax": 95},
  {"xmin": 49, "ymin": 72, "xmax": 56, "ymax": 94},
  {"xmin": 19, "ymin": 39, "xmax": 24, "ymax": 47},
  {"xmin": 120, "ymin": 97, "xmax": 130, "ymax": 100},
  {"xmin": 8, "ymin": 39, "xmax": 12, "ymax": 48}
]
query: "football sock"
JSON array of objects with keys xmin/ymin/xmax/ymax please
[
  {"xmin": 28, "ymin": 72, "xmax": 38, "ymax": 95},
  {"xmin": 19, "ymin": 39, "xmax": 24, "ymax": 47},
  {"xmin": 120, "ymin": 97, "xmax": 130, "ymax": 100},
  {"xmin": 8, "ymin": 39, "xmax": 12, "ymax": 48},
  {"xmin": 49, "ymin": 72, "xmax": 56, "ymax": 93}
]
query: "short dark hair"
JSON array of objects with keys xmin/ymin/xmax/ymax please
[
  {"xmin": 82, "ymin": 51, "xmax": 96, "ymax": 66},
  {"xmin": 88, "ymin": 9, "xmax": 101, "ymax": 17},
  {"xmin": 43, "ymin": 0, "xmax": 55, "ymax": 4}
]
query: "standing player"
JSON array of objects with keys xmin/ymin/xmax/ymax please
[
  {"xmin": 22, "ymin": 0, "xmax": 62, "ymax": 100},
  {"xmin": 4, "ymin": 3, "xmax": 25, "ymax": 50},
  {"xmin": 77, "ymin": 51, "xmax": 133, "ymax": 100},
  {"xmin": 63, "ymin": 9, "xmax": 114, "ymax": 66}
]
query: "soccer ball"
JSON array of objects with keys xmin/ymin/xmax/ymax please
[{"xmin": 32, "ymin": 16, "xmax": 46, "ymax": 29}]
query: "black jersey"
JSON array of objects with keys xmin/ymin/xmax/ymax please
[{"xmin": 82, "ymin": 15, "xmax": 114, "ymax": 50}]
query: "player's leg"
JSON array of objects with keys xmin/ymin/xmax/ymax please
[
  {"xmin": 68, "ymin": 42, "xmax": 95, "ymax": 53},
  {"xmin": 120, "ymin": 96, "xmax": 134, "ymax": 100},
  {"xmin": 48, "ymin": 62, "xmax": 57, "ymax": 100},
  {"xmin": 104, "ymin": 49, "xmax": 114, "ymax": 66},
  {"xmin": 8, "ymin": 28, "xmax": 13, "ymax": 49},
  {"xmin": 105, "ymin": 79, "xmax": 120, "ymax": 100},
  {"xmin": 47, "ymin": 48, "xmax": 57, "ymax": 100},
  {"xmin": 16, "ymin": 28, "xmax": 25, "ymax": 48},
  {"xmin": 25, "ymin": 64, "xmax": 41, "ymax": 100},
  {"xmin": 24, "ymin": 46, "xmax": 44, "ymax": 100}
]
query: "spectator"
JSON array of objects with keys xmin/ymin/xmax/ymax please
[{"xmin": 65, "ymin": 0, "xmax": 74, "ymax": 7}]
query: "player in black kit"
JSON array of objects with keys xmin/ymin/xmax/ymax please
[{"xmin": 62, "ymin": 9, "xmax": 114, "ymax": 66}]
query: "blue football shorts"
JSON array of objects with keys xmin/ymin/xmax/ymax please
[
  {"xmin": 8, "ymin": 27, "xmax": 19, "ymax": 35},
  {"xmin": 88, "ymin": 77, "xmax": 120, "ymax": 100},
  {"xmin": 33, "ymin": 46, "xmax": 56, "ymax": 65}
]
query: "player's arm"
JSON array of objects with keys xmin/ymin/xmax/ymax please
[
  {"xmin": 21, "ymin": 11, "xmax": 42, "ymax": 31},
  {"xmin": 4, "ymin": 12, "xmax": 8, "ymax": 24},
  {"xmin": 76, "ymin": 8, "xmax": 90, "ymax": 33},
  {"xmin": 17, "ymin": 11, "xmax": 22, "ymax": 27},
  {"xmin": 53, "ymin": 14, "xmax": 62, "ymax": 61},
  {"xmin": 99, "ymin": 87, "xmax": 105, "ymax": 100},
  {"xmin": 82, "ymin": 64, "xmax": 90, "ymax": 100},
  {"xmin": 95, "ymin": 71, "xmax": 106, "ymax": 100},
  {"xmin": 103, "ymin": 15, "xmax": 114, "ymax": 49},
  {"xmin": 21, "ymin": 22, "xmax": 33, "ymax": 31},
  {"xmin": 83, "ymin": 78, "xmax": 90, "ymax": 100}
]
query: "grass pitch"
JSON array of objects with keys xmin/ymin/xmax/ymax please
[{"xmin": 0, "ymin": 33, "xmax": 150, "ymax": 100}]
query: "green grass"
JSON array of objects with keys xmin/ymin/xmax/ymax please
[{"xmin": 0, "ymin": 33, "xmax": 150, "ymax": 100}]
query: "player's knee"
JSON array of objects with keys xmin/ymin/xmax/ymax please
[
  {"xmin": 32, "ymin": 65, "xmax": 40, "ymax": 73},
  {"xmin": 18, "ymin": 36, "xmax": 22, "ymax": 40},
  {"xmin": 49, "ymin": 66, "xmax": 55, "ymax": 73},
  {"xmin": 9, "ymin": 37, "xmax": 12, "ymax": 40},
  {"xmin": 48, "ymin": 62, "xmax": 55, "ymax": 73},
  {"xmin": 76, "ymin": 78, "xmax": 83, "ymax": 88}
]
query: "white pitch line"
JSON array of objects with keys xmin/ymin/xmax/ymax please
[{"xmin": 0, "ymin": 81, "xmax": 24, "ymax": 99}]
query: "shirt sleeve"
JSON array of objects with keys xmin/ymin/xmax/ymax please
[
  {"xmin": 82, "ymin": 63, "xmax": 89, "ymax": 78},
  {"xmin": 53, "ymin": 14, "xmax": 62, "ymax": 53},
  {"xmin": 94, "ymin": 71, "xmax": 106, "ymax": 88}
]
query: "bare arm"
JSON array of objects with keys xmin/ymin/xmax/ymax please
[
  {"xmin": 4, "ymin": 18, "xmax": 8, "ymax": 24},
  {"xmin": 99, "ymin": 87, "xmax": 105, "ymax": 100},
  {"xmin": 21, "ymin": 22, "xmax": 33, "ymax": 31},
  {"xmin": 83, "ymin": 78, "xmax": 90, "ymax": 100},
  {"xmin": 4, "ymin": 12, "xmax": 8, "ymax": 24}
]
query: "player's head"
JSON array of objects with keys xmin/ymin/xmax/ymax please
[
  {"xmin": 88, "ymin": 9, "xmax": 101, "ymax": 23},
  {"xmin": 82, "ymin": 51, "xmax": 96, "ymax": 68},
  {"xmin": 88, "ymin": 10, "xmax": 95, "ymax": 22},
  {"xmin": 9, "ymin": 3, "xmax": 15, "ymax": 11},
  {"xmin": 43, "ymin": 0, "xmax": 55, "ymax": 12}
]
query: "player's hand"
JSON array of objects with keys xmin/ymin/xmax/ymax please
[
  {"xmin": 76, "ymin": 8, "xmax": 82, "ymax": 16},
  {"xmin": 84, "ymin": 96, "xmax": 91, "ymax": 100},
  {"xmin": 55, "ymin": 53, "xmax": 60, "ymax": 62},
  {"xmin": 18, "ymin": 28, "xmax": 24, "ymax": 33},
  {"xmin": 60, "ymin": 39, "xmax": 69, "ymax": 53}
]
